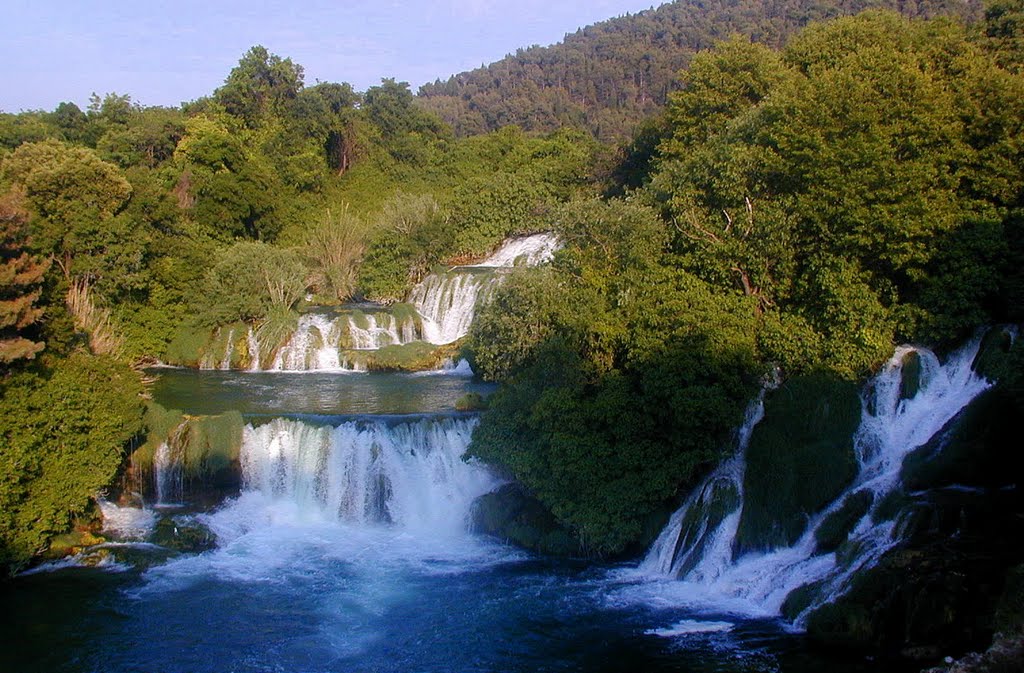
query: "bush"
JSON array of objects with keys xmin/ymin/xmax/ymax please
[{"xmin": 0, "ymin": 353, "xmax": 145, "ymax": 573}]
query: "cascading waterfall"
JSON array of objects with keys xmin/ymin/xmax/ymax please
[
  {"xmin": 409, "ymin": 272, "xmax": 497, "ymax": 345},
  {"xmin": 270, "ymin": 314, "xmax": 344, "ymax": 371},
  {"xmin": 153, "ymin": 421, "xmax": 191, "ymax": 507},
  {"xmin": 202, "ymin": 233, "xmax": 560, "ymax": 371},
  {"xmin": 345, "ymin": 311, "xmax": 421, "ymax": 350},
  {"xmin": 409, "ymin": 232, "xmax": 559, "ymax": 346},
  {"xmin": 219, "ymin": 328, "xmax": 236, "ymax": 370},
  {"xmin": 236, "ymin": 416, "xmax": 497, "ymax": 533},
  {"xmin": 640, "ymin": 337, "xmax": 992, "ymax": 623}
]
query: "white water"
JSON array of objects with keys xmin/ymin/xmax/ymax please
[
  {"xmin": 469, "ymin": 233, "xmax": 560, "ymax": 267},
  {"xmin": 236, "ymin": 416, "xmax": 496, "ymax": 533},
  {"xmin": 346, "ymin": 312, "xmax": 420, "ymax": 350},
  {"xmin": 409, "ymin": 273, "xmax": 497, "ymax": 345},
  {"xmin": 270, "ymin": 314, "xmax": 344, "ymax": 371},
  {"xmin": 139, "ymin": 415, "xmax": 508, "ymax": 593},
  {"xmin": 409, "ymin": 233, "xmax": 560, "ymax": 345},
  {"xmin": 632, "ymin": 338, "xmax": 992, "ymax": 624}
]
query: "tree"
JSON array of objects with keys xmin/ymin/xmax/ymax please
[
  {"xmin": 215, "ymin": 46, "xmax": 305, "ymax": 125},
  {"xmin": 984, "ymin": 0, "xmax": 1024, "ymax": 73},
  {"xmin": 2, "ymin": 140, "xmax": 133, "ymax": 281},
  {"xmin": 0, "ymin": 189, "xmax": 50, "ymax": 365},
  {"xmin": 302, "ymin": 208, "xmax": 366, "ymax": 302}
]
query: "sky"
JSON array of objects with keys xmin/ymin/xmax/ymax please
[{"xmin": 1, "ymin": 0, "xmax": 661, "ymax": 113}]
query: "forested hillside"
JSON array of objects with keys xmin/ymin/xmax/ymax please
[{"xmin": 417, "ymin": 0, "xmax": 981, "ymax": 141}]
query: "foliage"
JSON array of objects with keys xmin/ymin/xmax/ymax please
[
  {"xmin": 196, "ymin": 242, "xmax": 307, "ymax": 327},
  {"xmin": 0, "ymin": 352, "xmax": 145, "ymax": 573},
  {"xmin": 641, "ymin": 10, "xmax": 1024, "ymax": 375},
  {"xmin": 469, "ymin": 198, "xmax": 763, "ymax": 555},
  {"xmin": 301, "ymin": 207, "xmax": 367, "ymax": 303},
  {"xmin": 418, "ymin": 0, "xmax": 978, "ymax": 142}
]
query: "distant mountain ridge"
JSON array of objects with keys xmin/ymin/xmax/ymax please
[{"xmin": 417, "ymin": 0, "xmax": 981, "ymax": 142}]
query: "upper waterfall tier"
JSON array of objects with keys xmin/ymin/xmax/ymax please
[{"xmin": 195, "ymin": 233, "xmax": 559, "ymax": 371}]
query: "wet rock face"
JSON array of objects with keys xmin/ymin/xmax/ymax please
[
  {"xmin": 734, "ymin": 374, "xmax": 862, "ymax": 556},
  {"xmin": 471, "ymin": 483, "xmax": 579, "ymax": 557}
]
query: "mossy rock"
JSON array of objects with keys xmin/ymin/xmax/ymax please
[
  {"xmin": 152, "ymin": 516, "xmax": 217, "ymax": 553},
  {"xmin": 901, "ymin": 388, "xmax": 1021, "ymax": 493},
  {"xmin": 44, "ymin": 530, "xmax": 106, "ymax": 560},
  {"xmin": 131, "ymin": 406, "xmax": 244, "ymax": 501},
  {"xmin": 472, "ymin": 483, "xmax": 580, "ymax": 556},
  {"xmin": 781, "ymin": 579, "xmax": 827, "ymax": 621},
  {"xmin": 972, "ymin": 327, "xmax": 1018, "ymax": 382},
  {"xmin": 734, "ymin": 373, "xmax": 861, "ymax": 556},
  {"xmin": 995, "ymin": 564, "xmax": 1024, "ymax": 634},
  {"xmin": 815, "ymin": 490, "xmax": 874, "ymax": 554},
  {"xmin": 352, "ymin": 341, "xmax": 462, "ymax": 373},
  {"xmin": 455, "ymin": 392, "xmax": 488, "ymax": 411}
]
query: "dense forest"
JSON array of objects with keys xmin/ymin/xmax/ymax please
[
  {"xmin": 1, "ymin": 1, "xmax": 1023, "ymax": 661},
  {"xmin": 418, "ymin": 0, "xmax": 983, "ymax": 141}
]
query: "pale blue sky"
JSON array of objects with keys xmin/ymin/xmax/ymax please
[{"xmin": 2, "ymin": 0, "xmax": 661, "ymax": 112}]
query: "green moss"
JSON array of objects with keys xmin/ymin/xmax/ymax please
[
  {"xmin": 781, "ymin": 580, "xmax": 827, "ymax": 621},
  {"xmin": 734, "ymin": 373, "xmax": 861, "ymax": 555},
  {"xmin": 131, "ymin": 406, "xmax": 244, "ymax": 497},
  {"xmin": 350, "ymin": 309, "xmax": 370, "ymax": 331},
  {"xmin": 153, "ymin": 516, "xmax": 217, "ymax": 553},
  {"xmin": 362, "ymin": 341, "xmax": 460, "ymax": 372},
  {"xmin": 972, "ymin": 327, "xmax": 1017, "ymax": 382},
  {"xmin": 455, "ymin": 392, "xmax": 488, "ymax": 411},
  {"xmin": 815, "ymin": 490, "xmax": 874, "ymax": 553},
  {"xmin": 901, "ymin": 388, "xmax": 1020, "ymax": 492},
  {"xmin": 472, "ymin": 484, "xmax": 581, "ymax": 556}
]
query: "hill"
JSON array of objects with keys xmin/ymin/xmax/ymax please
[{"xmin": 416, "ymin": 0, "xmax": 981, "ymax": 142}]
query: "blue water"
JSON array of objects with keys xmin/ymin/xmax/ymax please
[
  {"xmin": 1, "ymin": 371, "xmax": 913, "ymax": 673},
  {"xmin": 2, "ymin": 489, "xmax": 915, "ymax": 673}
]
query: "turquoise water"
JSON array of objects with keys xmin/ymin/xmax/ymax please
[{"xmin": 149, "ymin": 368, "xmax": 496, "ymax": 417}]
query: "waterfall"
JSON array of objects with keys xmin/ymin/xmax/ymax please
[
  {"xmin": 154, "ymin": 421, "xmax": 191, "ymax": 507},
  {"xmin": 219, "ymin": 328, "xmax": 236, "ymax": 370},
  {"xmin": 409, "ymin": 233, "xmax": 560, "ymax": 345},
  {"xmin": 640, "ymin": 338, "xmax": 991, "ymax": 622},
  {"xmin": 237, "ymin": 416, "xmax": 497, "ymax": 533},
  {"xmin": 409, "ymin": 272, "xmax": 498, "ymax": 345},
  {"xmin": 246, "ymin": 327, "xmax": 261, "ymax": 372},
  {"xmin": 641, "ymin": 396, "xmax": 764, "ymax": 579},
  {"xmin": 469, "ymin": 233, "xmax": 559, "ymax": 267},
  {"xmin": 270, "ymin": 314, "xmax": 344, "ymax": 371},
  {"xmin": 345, "ymin": 311, "xmax": 421, "ymax": 350},
  {"xmin": 204, "ymin": 233, "xmax": 560, "ymax": 371}
]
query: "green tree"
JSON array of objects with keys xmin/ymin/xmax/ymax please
[
  {"xmin": 197, "ymin": 241, "xmax": 307, "ymax": 326},
  {"xmin": 215, "ymin": 45, "xmax": 305, "ymax": 126},
  {"xmin": 0, "ymin": 353, "xmax": 144, "ymax": 573}
]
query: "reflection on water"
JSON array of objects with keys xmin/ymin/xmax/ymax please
[{"xmin": 149, "ymin": 369, "xmax": 496, "ymax": 417}]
